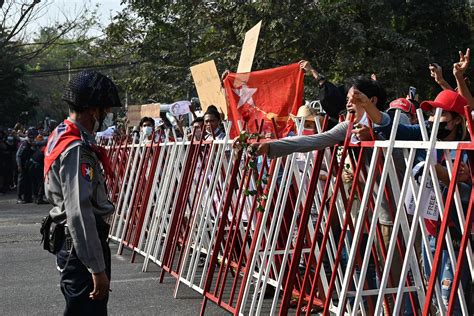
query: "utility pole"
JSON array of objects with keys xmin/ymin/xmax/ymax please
[
  {"xmin": 67, "ymin": 59, "xmax": 71, "ymax": 81},
  {"xmin": 125, "ymin": 90, "xmax": 128, "ymax": 109}
]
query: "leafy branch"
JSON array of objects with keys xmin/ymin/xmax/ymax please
[{"xmin": 238, "ymin": 130, "xmax": 270, "ymax": 213}]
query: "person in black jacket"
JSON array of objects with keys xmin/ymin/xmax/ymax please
[
  {"xmin": 0, "ymin": 129, "xmax": 8, "ymax": 194},
  {"xmin": 16, "ymin": 127, "xmax": 38, "ymax": 203},
  {"xmin": 299, "ymin": 60, "xmax": 347, "ymax": 128},
  {"xmin": 29, "ymin": 135, "xmax": 47, "ymax": 204}
]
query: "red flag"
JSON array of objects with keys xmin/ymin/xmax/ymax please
[{"xmin": 223, "ymin": 63, "xmax": 304, "ymax": 138}]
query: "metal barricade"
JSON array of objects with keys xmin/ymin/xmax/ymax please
[{"xmin": 105, "ymin": 111, "xmax": 473, "ymax": 316}]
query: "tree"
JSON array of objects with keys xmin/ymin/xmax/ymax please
[
  {"xmin": 99, "ymin": 0, "xmax": 473, "ymax": 106},
  {"xmin": 0, "ymin": 0, "xmax": 103, "ymax": 126},
  {"xmin": 0, "ymin": 28, "xmax": 38, "ymax": 126}
]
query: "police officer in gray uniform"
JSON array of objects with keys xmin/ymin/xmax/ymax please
[{"xmin": 44, "ymin": 71, "xmax": 120, "ymax": 315}]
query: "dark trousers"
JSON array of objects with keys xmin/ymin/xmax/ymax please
[
  {"xmin": 29, "ymin": 161, "xmax": 44, "ymax": 202},
  {"xmin": 56, "ymin": 236, "xmax": 111, "ymax": 316},
  {"xmin": 17, "ymin": 167, "xmax": 31, "ymax": 201}
]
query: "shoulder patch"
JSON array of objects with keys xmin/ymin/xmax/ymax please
[{"xmin": 81, "ymin": 163, "xmax": 94, "ymax": 182}]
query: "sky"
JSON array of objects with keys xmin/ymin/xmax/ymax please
[{"xmin": 8, "ymin": 0, "xmax": 125, "ymax": 40}]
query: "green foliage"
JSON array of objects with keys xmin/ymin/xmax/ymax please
[
  {"xmin": 100, "ymin": 0, "xmax": 473, "ymax": 104},
  {"xmin": 0, "ymin": 30, "xmax": 38, "ymax": 127},
  {"xmin": 24, "ymin": 28, "xmax": 100, "ymax": 120},
  {"xmin": 1, "ymin": 0, "xmax": 473, "ymax": 127}
]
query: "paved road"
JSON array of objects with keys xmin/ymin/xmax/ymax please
[{"xmin": 0, "ymin": 192, "xmax": 225, "ymax": 316}]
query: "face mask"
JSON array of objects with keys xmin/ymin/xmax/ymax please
[
  {"xmin": 427, "ymin": 121, "xmax": 452, "ymax": 140},
  {"xmin": 93, "ymin": 115, "xmax": 101, "ymax": 133},
  {"xmin": 142, "ymin": 126, "xmax": 153, "ymax": 136},
  {"xmin": 93, "ymin": 110, "xmax": 109, "ymax": 133},
  {"xmin": 302, "ymin": 128, "xmax": 315, "ymax": 135},
  {"xmin": 102, "ymin": 112, "xmax": 114, "ymax": 130}
]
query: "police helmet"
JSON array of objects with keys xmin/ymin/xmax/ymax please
[{"xmin": 62, "ymin": 70, "xmax": 121, "ymax": 111}]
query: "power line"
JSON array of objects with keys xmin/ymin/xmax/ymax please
[
  {"xmin": 24, "ymin": 61, "xmax": 143, "ymax": 78},
  {"xmin": 15, "ymin": 37, "xmax": 102, "ymax": 47}
]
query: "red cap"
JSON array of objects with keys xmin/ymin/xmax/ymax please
[
  {"xmin": 420, "ymin": 90, "xmax": 467, "ymax": 117},
  {"xmin": 389, "ymin": 98, "xmax": 416, "ymax": 116}
]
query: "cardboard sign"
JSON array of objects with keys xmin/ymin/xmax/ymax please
[
  {"xmin": 127, "ymin": 103, "xmax": 161, "ymax": 127},
  {"xmin": 190, "ymin": 60, "xmax": 227, "ymax": 116},
  {"xmin": 127, "ymin": 105, "xmax": 142, "ymax": 127},
  {"xmin": 237, "ymin": 21, "xmax": 262, "ymax": 73},
  {"xmin": 140, "ymin": 103, "xmax": 161, "ymax": 118}
]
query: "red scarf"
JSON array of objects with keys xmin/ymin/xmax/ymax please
[{"xmin": 44, "ymin": 119, "xmax": 113, "ymax": 179}]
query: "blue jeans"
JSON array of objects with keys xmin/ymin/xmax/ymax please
[{"xmin": 422, "ymin": 235, "xmax": 466, "ymax": 316}]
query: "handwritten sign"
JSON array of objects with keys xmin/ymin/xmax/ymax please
[
  {"xmin": 190, "ymin": 60, "xmax": 227, "ymax": 116},
  {"xmin": 141, "ymin": 103, "xmax": 161, "ymax": 118},
  {"xmin": 127, "ymin": 105, "xmax": 142, "ymax": 127},
  {"xmin": 405, "ymin": 161, "xmax": 440, "ymax": 221},
  {"xmin": 127, "ymin": 103, "xmax": 161, "ymax": 127},
  {"xmin": 237, "ymin": 21, "xmax": 262, "ymax": 73}
]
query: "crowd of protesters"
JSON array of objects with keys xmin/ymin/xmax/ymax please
[
  {"xmin": 0, "ymin": 45, "xmax": 472, "ymax": 314},
  {"xmin": 0, "ymin": 119, "xmax": 54, "ymax": 204},
  {"xmin": 115, "ymin": 49, "xmax": 473, "ymax": 314},
  {"xmin": 245, "ymin": 50, "xmax": 473, "ymax": 315},
  {"xmin": 132, "ymin": 104, "xmax": 225, "ymax": 143}
]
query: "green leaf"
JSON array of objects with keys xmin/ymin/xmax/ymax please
[{"xmin": 248, "ymin": 160, "xmax": 257, "ymax": 170}]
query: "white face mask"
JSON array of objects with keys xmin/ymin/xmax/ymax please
[
  {"xmin": 93, "ymin": 116, "xmax": 100, "ymax": 133},
  {"xmin": 142, "ymin": 126, "xmax": 153, "ymax": 136},
  {"xmin": 102, "ymin": 112, "xmax": 114, "ymax": 130}
]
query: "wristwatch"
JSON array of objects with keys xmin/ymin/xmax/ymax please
[{"xmin": 316, "ymin": 73, "xmax": 325, "ymax": 86}]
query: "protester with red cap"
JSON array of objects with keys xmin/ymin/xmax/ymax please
[
  {"xmin": 388, "ymin": 98, "xmax": 417, "ymax": 125},
  {"xmin": 384, "ymin": 88, "xmax": 470, "ymax": 315}
]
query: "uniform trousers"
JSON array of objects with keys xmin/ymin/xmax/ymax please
[{"xmin": 56, "ymin": 231, "xmax": 111, "ymax": 316}]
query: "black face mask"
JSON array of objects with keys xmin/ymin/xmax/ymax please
[{"xmin": 427, "ymin": 121, "xmax": 453, "ymax": 140}]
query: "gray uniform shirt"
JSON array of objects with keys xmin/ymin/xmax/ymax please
[
  {"xmin": 45, "ymin": 118, "xmax": 114, "ymax": 273},
  {"xmin": 267, "ymin": 113, "xmax": 394, "ymax": 225}
]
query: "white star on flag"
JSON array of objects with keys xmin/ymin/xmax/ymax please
[
  {"xmin": 85, "ymin": 167, "xmax": 92, "ymax": 177},
  {"xmin": 233, "ymin": 84, "xmax": 257, "ymax": 108}
]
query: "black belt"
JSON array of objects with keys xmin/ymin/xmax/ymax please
[{"xmin": 64, "ymin": 224, "xmax": 109, "ymax": 242}]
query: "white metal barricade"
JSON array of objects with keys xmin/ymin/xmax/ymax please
[{"xmin": 106, "ymin": 112, "xmax": 473, "ymax": 316}]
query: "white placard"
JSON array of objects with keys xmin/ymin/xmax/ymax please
[
  {"xmin": 170, "ymin": 101, "xmax": 191, "ymax": 116},
  {"xmin": 405, "ymin": 161, "xmax": 440, "ymax": 221}
]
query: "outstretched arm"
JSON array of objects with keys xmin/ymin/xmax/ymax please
[
  {"xmin": 429, "ymin": 63, "xmax": 453, "ymax": 91},
  {"xmin": 347, "ymin": 88, "xmax": 384, "ymax": 124},
  {"xmin": 453, "ymin": 48, "xmax": 474, "ymax": 110},
  {"xmin": 299, "ymin": 60, "xmax": 325, "ymax": 84},
  {"xmin": 248, "ymin": 122, "xmax": 349, "ymax": 159}
]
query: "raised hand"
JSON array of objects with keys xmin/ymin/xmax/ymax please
[
  {"xmin": 429, "ymin": 63, "xmax": 444, "ymax": 83},
  {"xmin": 299, "ymin": 60, "xmax": 313, "ymax": 72},
  {"xmin": 453, "ymin": 48, "xmax": 470, "ymax": 78},
  {"xmin": 347, "ymin": 88, "xmax": 371, "ymax": 110}
]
